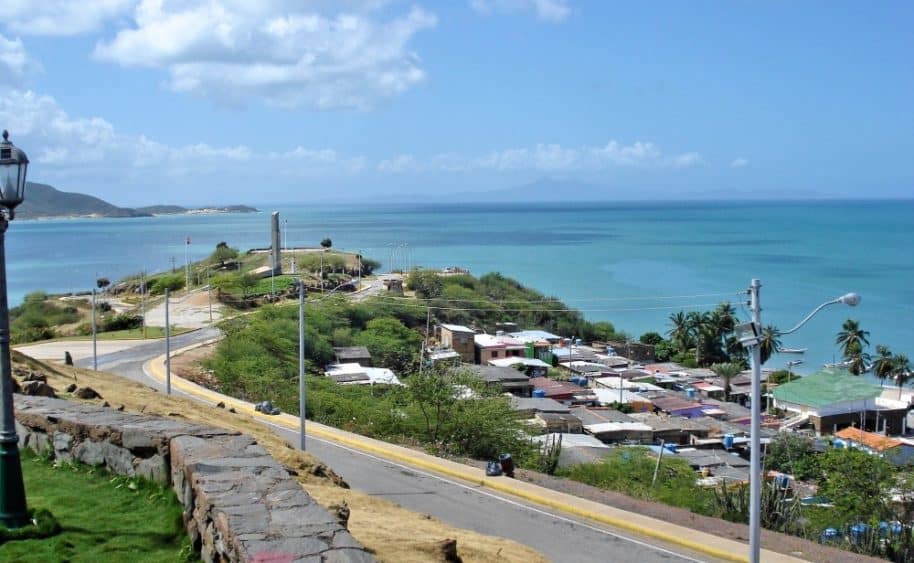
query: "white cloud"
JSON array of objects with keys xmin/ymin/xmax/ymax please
[
  {"xmin": 92, "ymin": 1, "xmax": 437, "ymax": 110},
  {"xmin": 0, "ymin": 33, "xmax": 40, "ymax": 86},
  {"xmin": 731, "ymin": 157, "xmax": 749, "ymax": 168},
  {"xmin": 0, "ymin": 88, "xmax": 365, "ymax": 193},
  {"xmin": 470, "ymin": 0, "xmax": 570, "ymax": 22},
  {"xmin": 378, "ymin": 140, "xmax": 701, "ymax": 173},
  {"xmin": 0, "ymin": 0, "xmax": 134, "ymax": 36}
]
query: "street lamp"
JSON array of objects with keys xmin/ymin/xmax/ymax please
[
  {"xmin": 0, "ymin": 130, "xmax": 30, "ymax": 528},
  {"xmin": 742, "ymin": 279, "xmax": 859, "ymax": 563},
  {"xmin": 296, "ymin": 279, "xmax": 307, "ymax": 450}
]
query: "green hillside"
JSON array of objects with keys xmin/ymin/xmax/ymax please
[{"xmin": 17, "ymin": 182, "xmax": 150, "ymax": 219}]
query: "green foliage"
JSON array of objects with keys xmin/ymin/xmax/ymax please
[
  {"xmin": 149, "ymin": 273, "xmax": 185, "ymax": 295},
  {"xmin": 360, "ymin": 257, "xmax": 381, "ymax": 275},
  {"xmin": 764, "ymin": 433, "xmax": 820, "ymax": 480},
  {"xmin": 0, "ymin": 450, "xmax": 192, "ymax": 561},
  {"xmin": 817, "ymin": 447, "xmax": 894, "ymax": 523},
  {"xmin": 639, "ymin": 331, "xmax": 664, "ymax": 345},
  {"xmin": 100, "ymin": 313, "xmax": 143, "ymax": 332},
  {"xmin": 10, "ymin": 292, "xmax": 81, "ymax": 344},
  {"xmin": 667, "ymin": 302, "xmax": 741, "ymax": 367},
  {"xmin": 354, "ymin": 317, "xmax": 423, "ymax": 373},
  {"xmin": 557, "ymin": 448, "xmax": 713, "ymax": 514},
  {"xmin": 320, "ymin": 238, "xmax": 333, "ymax": 248},
  {"xmin": 406, "ymin": 269, "xmax": 443, "ymax": 298},
  {"xmin": 210, "ymin": 241, "xmax": 239, "ymax": 267},
  {"xmin": 836, "ymin": 318, "xmax": 871, "ymax": 375}
]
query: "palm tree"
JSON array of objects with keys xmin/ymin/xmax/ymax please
[
  {"xmin": 687, "ymin": 311, "xmax": 710, "ymax": 365},
  {"xmin": 711, "ymin": 362, "xmax": 743, "ymax": 402},
  {"xmin": 758, "ymin": 325, "xmax": 781, "ymax": 365},
  {"xmin": 713, "ymin": 302, "xmax": 737, "ymax": 334},
  {"xmin": 667, "ymin": 311, "xmax": 690, "ymax": 353},
  {"xmin": 836, "ymin": 318, "xmax": 870, "ymax": 360},
  {"xmin": 894, "ymin": 354, "xmax": 911, "ymax": 400},
  {"xmin": 873, "ymin": 345, "xmax": 894, "ymax": 387}
]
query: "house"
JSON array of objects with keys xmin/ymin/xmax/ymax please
[
  {"xmin": 628, "ymin": 412, "xmax": 711, "ymax": 445},
  {"xmin": 529, "ymin": 377, "xmax": 597, "ymax": 405},
  {"xmin": 437, "ymin": 324, "xmax": 476, "ymax": 363},
  {"xmin": 474, "ymin": 333, "xmax": 526, "ymax": 364},
  {"xmin": 649, "ymin": 395, "xmax": 708, "ymax": 419},
  {"xmin": 509, "ymin": 329, "xmax": 563, "ymax": 344},
  {"xmin": 426, "ymin": 348, "xmax": 461, "ymax": 364},
  {"xmin": 691, "ymin": 381, "xmax": 726, "ymax": 400},
  {"xmin": 489, "ymin": 357, "xmax": 551, "ymax": 377},
  {"xmin": 463, "ymin": 365, "xmax": 533, "ymax": 397},
  {"xmin": 532, "ymin": 433, "xmax": 611, "ymax": 468},
  {"xmin": 771, "ymin": 368, "xmax": 909, "ymax": 435},
  {"xmin": 834, "ymin": 428, "xmax": 914, "ymax": 466},
  {"xmin": 608, "ymin": 340, "xmax": 655, "ymax": 363},
  {"xmin": 325, "ymin": 363, "xmax": 402, "ymax": 386},
  {"xmin": 560, "ymin": 361, "xmax": 612, "ymax": 379},
  {"xmin": 592, "ymin": 388, "xmax": 653, "ymax": 412},
  {"xmin": 333, "ymin": 346, "xmax": 372, "ymax": 366},
  {"xmin": 510, "ymin": 397, "xmax": 571, "ymax": 418},
  {"xmin": 584, "ymin": 421, "xmax": 653, "ymax": 444},
  {"xmin": 532, "ymin": 412, "xmax": 584, "ymax": 434}
]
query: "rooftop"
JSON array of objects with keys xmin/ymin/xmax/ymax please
[
  {"xmin": 439, "ymin": 323, "xmax": 475, "ymax": 333},
  {"xmin": 771, "ymin": 368, "xmax": 882, "ymax": 407},
  {"xmin": 509, "ymin": 330, "xmax": 562, "ymax": 342},
  {"xmin": 835, "ymin": 427, "xmax": 903, "ymax": 452}
]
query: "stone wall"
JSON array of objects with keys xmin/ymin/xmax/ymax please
[{"xmin": 13, "ymin": 395, "xmax": 373, "ymax": 563}]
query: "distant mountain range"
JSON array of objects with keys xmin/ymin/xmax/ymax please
[{"xmin": 17, "ymin": 182, "xmax": 258, "ymax": 219}]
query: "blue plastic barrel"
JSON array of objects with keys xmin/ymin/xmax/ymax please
[
  {"xmin": 686, "ymin": 388, "xmax": 697, "ymax": 399},
  {"xmin": 722, "ymin": 434, "xmax": 735, "ymax": 449},
  {"xmin": 775, "ymin": 475, "xmax": 790, "ymax": 489},
  {"xmin": 533, "ymin": 389, "xmax": 546, "ymax": 398}
]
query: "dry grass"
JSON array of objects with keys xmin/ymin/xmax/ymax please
[{"xmin": 12, "ymin": 351, "xmax": 547, "ymax": 563}]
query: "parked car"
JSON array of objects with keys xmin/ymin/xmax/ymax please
[{"xmin": 254, "ymin": 400, "xmax": 280, "ymax": 415}]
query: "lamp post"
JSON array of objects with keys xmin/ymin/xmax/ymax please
[
  {"xmin": 297, "ymin": 279, "xmax": 307, "ymax": 450},
  {"xmin": 0, "ymin": 130, "xmax": 31, "ymax": 528},
  {"xmin": 741, "ymin": 280, "xmax": 859, "ymax": 563}
]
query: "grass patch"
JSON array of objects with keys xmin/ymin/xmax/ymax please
[{"xmin": 0, "ymin": 450, "xmax": 195, "ymax": 562}]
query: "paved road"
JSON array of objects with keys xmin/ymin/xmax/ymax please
[{"xmin": 29, "ymin": 332, "xmax": 708, "ymax": 563}]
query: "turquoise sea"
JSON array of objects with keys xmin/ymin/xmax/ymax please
[{"xmin": 9, "ymin": 200, "xmax": 914, "ymax": 375}]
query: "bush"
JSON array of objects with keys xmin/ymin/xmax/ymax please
[
  {"xmin": 149, "ymin": 274, "xmax": 185, "ymax": 295},
  {"xmin": 10, "ymin": 292, "xmax": 81, "ymax": 344},
  {"xmin": 100, "ymin": 313, "xmax": 143, "ymax": 332}
]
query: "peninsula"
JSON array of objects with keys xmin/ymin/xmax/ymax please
[{"xmin": 18, "ymin": 182, "xmax": 258, "ymax": 219}]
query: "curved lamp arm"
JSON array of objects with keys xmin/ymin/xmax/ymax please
[{"xmin": 779, "ymin": 292, "xmax": 860, "ymax": 335}]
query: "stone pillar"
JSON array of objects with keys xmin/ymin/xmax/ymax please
[{"xmin": 271, "ymin": 212, "xmax": 281, "ymax": 274}]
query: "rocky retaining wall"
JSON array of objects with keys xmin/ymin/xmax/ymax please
[{"xmin": 13, "ymin": 395, "xmax": 373, "ymax": 563}]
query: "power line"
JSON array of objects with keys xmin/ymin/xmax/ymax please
[{"xmin": 365, "ymin": 291, "xmax": 740, "ymax": 305}]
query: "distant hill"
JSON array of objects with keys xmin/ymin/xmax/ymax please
[
  {"xmin": 17, "ymin": 182, "xmax": 258, "ymax": 219},
  {"xmin": 18, "ymin": 182, "xmax": 151, "ymax": 219}
]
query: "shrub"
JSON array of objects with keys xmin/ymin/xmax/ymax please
[
  {"xmin": 101, "ymin": 313, "xmax": 143, "ymax": 332},
  {"xmin": 149, "ymin": 274, "xmax": 185, "ymax": 295}
]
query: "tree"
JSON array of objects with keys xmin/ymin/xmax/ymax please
[
  {"xmin": 96, "ymin": 277, "xmax": 110, "ymax": 291},
  {"xmin": 667, "ymin": 311, "xmax": 691, "ymax": 353},
  {"xmin": 817, "ymin": 447, "xmax": 894, "ymax": 524},
  {"xmin": 836, "ymin": 318, "xmax": 870, "ymax": 374},
  {"xmin": 711, "ymin": 362, "xmax": 742, "ymax": 401},
  {"xmin": 686, "ymin": 311, "xmax": 710, "ymax": 365},
  {"xmin": 758, "ymin": 325, "xmax": 781, "ymax": 365},
  {"xmin": 353, "ymin": 317, "xmax": 422, "ymax": 373},
  {"xmin": 406, "ymin": 270, "xmax": 443, "ymax": 299},
  {"xmin": 407, "ymin": 368, "xmax": 478, "ymax": 443},
  {"xmin": 237, "ymin": 273, "xmax": 259, "ymax": 298},
  {"xmin": 639, "ymin": 331, "xmax": 664, "ymax": 346},
  {"xmin": 873, "ymin": 345, "xmax": 895, "ymax": 387},
  {"xmin": 894, "ymin": 353, "xmax": 911, "ymax": 399},
  {"xmin": 320, "ymin": 238, "xmax": 332, "ymax": 249},
  {"xmin": 210, "ymin": 241, "xmax": 239, "ymax": 268}
]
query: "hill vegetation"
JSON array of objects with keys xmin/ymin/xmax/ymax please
[{"xmin": 17, "ymin": 181, "xmax": 257, "ymax": 219}]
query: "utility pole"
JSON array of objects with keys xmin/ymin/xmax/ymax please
[
  {"xmin": 748, "ymin": 278, "xmax": 762, "ymax": 563},
  {"xmin": 141, "ymin": 270, "xmax": 147, "ymax": 339},
  {"xmin": 185, "ymin": 236, "xmax": 191, "ymax": 290},
  {"xmin": 165, "ymin": 288, "xmax": 171, "ymax": 395},
  {"xmin": 298, "ymin": 280, "xmax": 306, "ymax": 450},
  {"xmin": 91, "ymin": 288, "xmax": 97, "ymax": 371}
]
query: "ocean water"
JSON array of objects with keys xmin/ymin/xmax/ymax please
[{"xmin": 9, "ymin": 200, "xmax": 914, "ymax": 375}]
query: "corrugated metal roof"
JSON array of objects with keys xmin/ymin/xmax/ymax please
[
  {"xmin": 771, "ymin": 368, "xmax": 881, "ymax": 407},
  {"xmin": 835, "ymin": 427, "xmax": 902, "ymax": 452}
]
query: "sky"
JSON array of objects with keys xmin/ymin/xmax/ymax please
[{"xmin": 0, "ymin": 0, "xmax": 911, "ymax": 206}]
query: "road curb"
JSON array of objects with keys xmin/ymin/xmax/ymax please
[{"xmin": 144, "ymin": 345, "xmax": 805, "ymax": 563}]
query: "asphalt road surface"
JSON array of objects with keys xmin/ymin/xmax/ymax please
[{"xmin": 49, "ymin": 331, "xmax": 707, "ymax": 563}]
